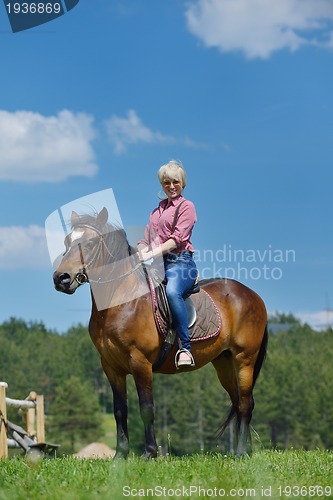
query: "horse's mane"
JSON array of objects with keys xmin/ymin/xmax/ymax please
[{"xmin": 71, "ymin": 213, "xmax": 136, "ymax": 259}]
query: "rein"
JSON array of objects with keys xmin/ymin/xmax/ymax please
[{"xmin": 87, "ymin": 260, "xmax": 142, "ymax": 285}]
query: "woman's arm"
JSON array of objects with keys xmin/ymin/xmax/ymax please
[{"xmin": 137, "ymin": 238, "xmax": 177, "ymax": 261}]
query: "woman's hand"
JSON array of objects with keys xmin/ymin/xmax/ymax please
[
  {"xmin": 136, "ymin": 238, "xmax": 177, "ymax": 262},
  {"xmin": 137, "ymin": 248, "xmax": 153, "ymax": 262}
]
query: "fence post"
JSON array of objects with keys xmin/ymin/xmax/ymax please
[
  {"xmin": 26, "ymin": 391, "xmax": 37, "ymax": 439},
  {"xmin": 0, "ymin": 382, "xmax": 8, "ymax": 459},
  {"xmin": 36, "ymin": 395, "xmax": 45, "ymax": 443}
]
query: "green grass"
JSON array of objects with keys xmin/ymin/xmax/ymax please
[
  {"xmin": 0, "ymin": 451, "xmax": 332, "ymax": 500},
  {"xmin": 99, "ymin": 413, "xmax": 116, "ymax": 451}
]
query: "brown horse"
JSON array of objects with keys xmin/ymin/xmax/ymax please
[{"xmin": 53, "ymin": 207, "xmax": 268, "ymax": 458}]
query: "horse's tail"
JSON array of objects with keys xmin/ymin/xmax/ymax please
[
  {"xmin": 253, "ymin": 324, "xmax": 268, "ymax": 387},
  {"xmin": 216, "ymin": 406, "xmax": 238, "ymax": 440},
  {"xmin": 216, "ymin": 324, "xmax": 268, "ymax": 440}
]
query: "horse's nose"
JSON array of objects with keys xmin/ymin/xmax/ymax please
[{"xmin": 53, "ymin": 271, "xmax": 71, "ymax": 289}]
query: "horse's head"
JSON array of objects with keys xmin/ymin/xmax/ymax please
[{"xmin": 53, "ymin": 207, "xmax": 111, "ymax": 294}]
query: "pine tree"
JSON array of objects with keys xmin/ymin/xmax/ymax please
[{"xmin": 48, "ymin": 376, "xmax": 102, "ymax": 454}]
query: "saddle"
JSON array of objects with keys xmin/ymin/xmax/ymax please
[{"xmin": 145, "ymin": 268, "xmax": 222, "ymax": 371}]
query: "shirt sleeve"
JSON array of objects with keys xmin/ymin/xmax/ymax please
[
  {"xmin": 171, "ymin": 201, "xmax": 197, "ymax": 248},
  {"xmin": 137, "ymin": 208, "xmax": 159, "ymax": 247}
]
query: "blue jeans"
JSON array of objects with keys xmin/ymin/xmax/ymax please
[{"xmin": 164, "ymin": 251, "xmax": 198, "ymax": 351}]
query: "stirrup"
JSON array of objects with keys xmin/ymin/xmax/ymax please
[{"xmin": 175, "ymin": 349, "xmax": 195, "ymax": 369}]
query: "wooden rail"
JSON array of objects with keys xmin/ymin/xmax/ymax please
[{"xmin": 0, "ymin": 382, "xmax": 45, "ymax": 459}]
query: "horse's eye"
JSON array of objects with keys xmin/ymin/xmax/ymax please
[{"xmin": 85, "ymin": 240, "xmax": 95, "ymax": 251}]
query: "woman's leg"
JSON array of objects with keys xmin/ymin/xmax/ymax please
[{"xmin": 165, "ymin": 258, "xmax": 197, "ymax": 351}]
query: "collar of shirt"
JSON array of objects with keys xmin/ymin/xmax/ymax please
[{"xmin": 159, "ymin": 194, "xmax": 184, "ymax": 211}]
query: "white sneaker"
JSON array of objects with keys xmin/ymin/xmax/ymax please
[{"xmin": 175, "ymin": 349, "xmax": 195, "ymax": 369}]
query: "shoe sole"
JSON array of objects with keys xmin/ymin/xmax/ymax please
[{"xmin": 176, "ymin": 362, "xmax": 195, "ymax": 369}]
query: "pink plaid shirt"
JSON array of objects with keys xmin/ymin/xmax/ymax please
[{"xmin": 139, "ymin": 195, "xmax": 197, "ymax": 253}]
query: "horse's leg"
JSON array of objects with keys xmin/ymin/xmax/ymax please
[
  {"xmin": 111, "ymin": 378, "xmax": 130, "ymax": 459},
  {"xmin": 101, "ymin": 360, "xmax": 129, "ymax": 459},
  {"xmin": 233, "ymin": 353, "xmax": 256, "ymax": 457},
  {"xmin": 212, "ymin": 351, "xmax": 240, "ymax": 444},
  {"xmin": 132, "ymin": 362, "xmax": 158, "ymax": 459}
]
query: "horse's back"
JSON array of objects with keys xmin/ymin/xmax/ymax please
[
  {"xmin": 200, "ymin": 277, "xmax": 266, "ymax": 311},
  {"xmin": 199, "ymin": 277, "xmax": 267, "ymax": 351}
]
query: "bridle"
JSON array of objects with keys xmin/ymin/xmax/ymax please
[
  {"xmin": 73, "ymin": 224, "xmax": 109, "ymax": 285},
  {"xmin": 70, "ymin": 224, "xmax": 141, "ymax": 285}
]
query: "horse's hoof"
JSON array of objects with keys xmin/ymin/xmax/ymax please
[
  {"xmin": 141, "ymin": 450, "xmax": 158, "ymax": 460},
  {"xmin": 234, "ymin": 450, "xmax": 250, "ymax": 459},
  {"xmin": 113, "ymin": 451, "xmax": 129, "ymax": 460}
]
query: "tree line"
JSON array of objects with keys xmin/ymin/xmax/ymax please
[{"xmin": 0, "ymin": 316, "xmax": 332, "ymax": 455}]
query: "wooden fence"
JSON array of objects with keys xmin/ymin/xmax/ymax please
[{"xmin": 0, "ymin": 381, "xmax": 45, "ymax": 459}]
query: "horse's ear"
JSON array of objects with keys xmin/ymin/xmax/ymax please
[
  {"xmin": 97, "ymin": 207, "xmax": 109, "ymax": 226},
  {"xmin": 71, "ymin": 211, "xmax": 80, "ymax": 225}
]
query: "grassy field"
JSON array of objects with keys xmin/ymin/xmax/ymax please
[{"xmin": 0, "ymin": 450, "xmax": 332, "ymax": 500}]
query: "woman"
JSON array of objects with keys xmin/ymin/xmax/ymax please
[{"xmin": 137, "ymin": 160, "xmax": 198, "ymax": 368}]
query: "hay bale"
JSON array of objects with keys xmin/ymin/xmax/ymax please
[{"xmin": 74, "ymin": 442, "xmax": 115, "ymax": 459}]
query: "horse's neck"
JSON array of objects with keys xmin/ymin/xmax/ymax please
[{"xmin": 89, "ymin": 254, "xmax": 149, "ymax": 313}]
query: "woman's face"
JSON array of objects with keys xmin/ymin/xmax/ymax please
[{"xmin": 161, "ymin": 177, "xmax": 183, "ymax": 200}]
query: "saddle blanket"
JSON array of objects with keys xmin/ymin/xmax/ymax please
[
  {"xmin": 148, "ymin": 276, "xmax": 222, "ymax": 343},
  {"xmin": 188, "ymin": 289, "xmax": 222, "ymax": 342}
]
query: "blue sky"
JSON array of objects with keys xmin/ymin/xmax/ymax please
[{"xmin": 0, "ymin": 0, "xmax": 332, "ymax": 332}]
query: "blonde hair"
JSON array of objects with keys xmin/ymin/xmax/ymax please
[{"xmin": 157, "ymin": 160, "xmax": 187, "ymax": 188}]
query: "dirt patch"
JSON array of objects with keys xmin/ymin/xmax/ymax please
[{"xmin": 74, "ymin": 442, "xmax": 115, "ymax": 459}]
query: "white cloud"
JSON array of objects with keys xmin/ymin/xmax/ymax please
[
  {"xmin": 105, "ymin": 109, "xmax": 176, "ymax": 154},
  {"xmin": 0, "ymin": 109, "xmax": 98, "ymax": 182},
  {"xmin": 296, "ymin": 310, "xmax": 333, "ymax": 331},
  {"xmin": 185, "ymin": 0, "xmax": 333, "ymax": 59},
  {"xmin": 0, "ymin": 226, "xmax": 50, "ymax": 269},
  {"xmin": 105, "ymin": 109, "xmax": 210, "ymax": 154}
]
